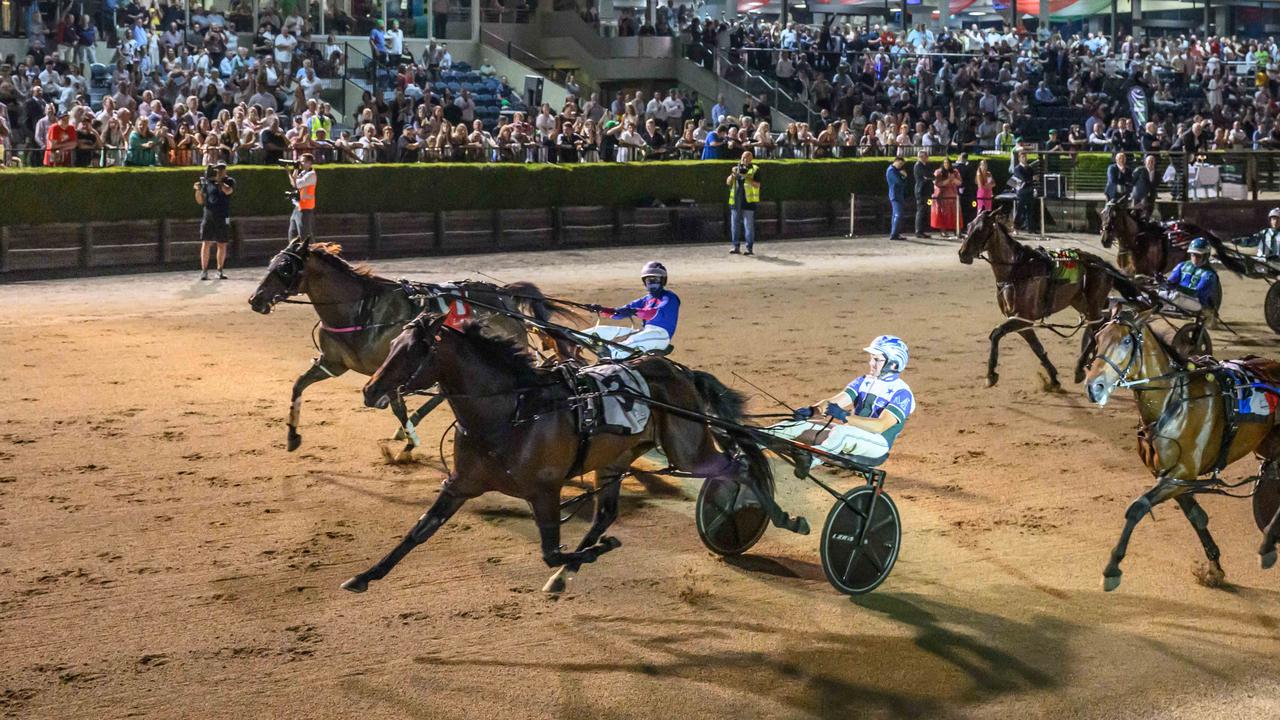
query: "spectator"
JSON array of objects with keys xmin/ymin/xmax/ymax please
[
  {"xmin": 931, "ymin": 157, "xmax": 962, "ymax": 237},
  {"xmin": 886, "ymin": 155, "xmax": 907, "ymax": 241},
  {"xmin": 701, "ymin": 123, "xmax": 725, "ymax": 159},
  {"xmin": 126, "ymin": 117, "xmax": 158, "ymax": 166},
  {"xmin": 1130, "ymin": 154, "xmax": 1158, "ymax": 220},
  {"xmin": 975, "ymin": 159, "xmax": 996, "ymax": 213},
  {"xmin": 1012, "ymin": 152, "xmax": 1036, "ymax": 232},
  {"xmin": 912, "ymin": 150, "xmax": 931, "ymax": 239},
  {"xmin": 44, "ymin": 110, "xmax": 76, "ymax": 166},
  {"xmin": 727, "ymin": 151, "xmax": 760, "ymax": 255},
  {"xmin": 1105, "ymin": 152, "xmax": 1133, "ymax": 202}
]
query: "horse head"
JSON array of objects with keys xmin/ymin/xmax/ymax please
[
  {"xmin": 249, "ymin": 237, "xmax": 311, "ymax": 314},
  {"xmin": 363, "ymin": 311, "xmax": 448, "ymax": 410},
  {"xmin": 1085, "ymin": 306, "xmax": 1157, "ymax": 406},
  {"xmin": 1099, "ymin": 197, "xmax": 1131, "ymax": 250},
  {"xmin": 958, "ymin": 209, "xmax": 1005, "ymax": 265}
]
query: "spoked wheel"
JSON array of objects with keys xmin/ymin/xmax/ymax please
[
  {"xmin": 695, "ymin": 476, "xmax": 772, "ymax": 556},
  {"xmin": 1265, "ymin": 283, "xmax": 1280, "ymax": 335},
  {"xmin": 1255, "ymin": 467, "xmax": 1280, "ymax": 532},
  {"xmin": 1171, "ymin": 322, "xmax": 1213, "ymax": 358},
  {"xmin": 819, "ymin": 486, "xmax": 901, "ymax": 595}
]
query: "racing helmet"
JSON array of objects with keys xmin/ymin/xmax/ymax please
[
  {"xmin": 640, "ymin": 261, "xmax": 668, "ymax": 285},
  {"xmin": 1188, "ymin": 237, "xmax": 1211, "ymax": 255},
  {"xmin": 864, "ymin": 335, "xmax": 909, "ymax": 375},
  {"xmin": 1270, "ymin": 207, "xmax": 1280, "ymax": 220}
]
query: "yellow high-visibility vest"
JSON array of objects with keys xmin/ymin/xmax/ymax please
[{"xmin": 728, "ymin": 165, "xmax": 760, "ymax": 205}]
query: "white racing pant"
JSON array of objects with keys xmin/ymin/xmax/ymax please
[
  {"xmin": 1156, "ymin": 287, "xmax": 1202, "ymax": 314},
  {"xmin": 765, "ymin": 420, "xmax": 890, "ymax": 467},
  {"xmin": 589, "ymin": 323, "xmax": 672, "ymax": 359}
]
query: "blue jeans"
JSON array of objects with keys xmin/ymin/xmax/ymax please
[
  {"xmin": 890, "ymin": 199, "xmax": 904, "ymax": 238},
  {"xmin": 731, "ymin": 206, "xmax": 755, "ymax": 251}
]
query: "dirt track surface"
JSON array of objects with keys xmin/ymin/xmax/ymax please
[{"xmin": 3, "ymin": 235, "xmax": 1280, "ymax": 719}]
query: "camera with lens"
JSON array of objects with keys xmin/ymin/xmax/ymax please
[
  {"xmin": 203, "ymin": 164, "xmax": 218, "ymax": 179},
  {"xmin": 277, "ymin": 158, "xmax": 303, "ymax": 168}
]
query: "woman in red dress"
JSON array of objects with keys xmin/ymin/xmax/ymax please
[{"xmin": 931, "ymin": 157, "xmax": 962, "ymax": 237}]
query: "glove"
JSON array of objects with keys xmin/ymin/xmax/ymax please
[
  {"xmin": 585, "ymin": 303, "xmax": 605, "ymax": 313},
  {"xmin": 792, "ymin": 406, "xmax": 815, "ymax": 421},
  {"xmin": 824, "ymin": 402, "xmax": 850, "ymax": 422}
]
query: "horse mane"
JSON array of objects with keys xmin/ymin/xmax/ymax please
[
  {"xmin": 453, "ymin": 320, "xmax": 539, "ymax": 384},
  {"xmin": 309, "ymin": 243, "xmax": 380, "ymax": 279}
]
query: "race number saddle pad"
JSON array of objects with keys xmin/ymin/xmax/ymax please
[
  {"xmin": 1049, "ymin": 249, "xmax": 1083, "ymax": 283},
  {"xmin": 1162, "ymin": 221, "xmax": 1195, "ymax": 252},
  {"xmin": 574, "ymin": 364, "xmax": 652, "ymax": 435},
  {"xmin": 1217, "ymin": 358, "xmax": 1280, "ymax": 423}
]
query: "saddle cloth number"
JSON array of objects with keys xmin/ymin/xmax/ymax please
[{"xmin": 577, "ymin": 365, "xmax": 652, "ymax": 435}]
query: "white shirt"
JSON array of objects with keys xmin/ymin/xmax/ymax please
[
  {"xmin": 273, "ymin": 33, "xmax": 298, "ymax": 67},
  {"xmin": 662, "ymin": 97, "xmax": 683, "ymax": 119},
  {"xmin": 386, "ymin": 29, "xmax": 404, "ymax": 55}
]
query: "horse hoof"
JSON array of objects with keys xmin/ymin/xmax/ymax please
[
  {"xmin": 392, "ymin": 428, "xmax": 406, "ymax": 441},
  {"xmin": 1261, "ymin": 549, "xmax": 1277, "ymax": 570},
  {"xmin": 987, "ymin": 373, "xmax": 999, "ymax": 388},
  {"xmin": 599, "ymin": 536, "xmax": 622, "ymax": 551},
  {"xmin": 340, "ymin": 576, "xmax": 368, "ymax": 593},
  {"xmin": 286, "ymin": 432, "xmax": 301, "ymax": 453},
  {"xmin": 1073, "ymin": 369, "xmax": 1086, "ymax": 384},
  {"xmin": 542, "ymin": 572, "xmax": 568, "ymax": 594},
  {"xmin": 394, "ymin": 449, "xmax": 415, "ymax": 464},
  {"xmin": 1102, "ymin": 573, "xmax": 1122, "ymax": 592},
  {"xmin": 794, "ymin": 517, "xmax": 811, "ymax": 536}
]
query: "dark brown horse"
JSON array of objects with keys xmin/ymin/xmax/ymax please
[
  {"xmin": 1084, "ymin": 307, "xmax": 1280, "ymax": 590},
  {"xmin": 959, "ymin": 209, "xmax": 1143, "ymax": 389},
  {"xmin": 342, "ymin": 313, "xmax": 805, "ymax": 594},
  {"xmin": 1099, "ymin": 200, "xmax": 1242, "ymax": 285},
  {"xmin": 248, "ymin": 237, "xmax": 577, "ymax": 455}
]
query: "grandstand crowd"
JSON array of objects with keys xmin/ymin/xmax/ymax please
[{"xmin": 5, "ymin": 1, "xmax": 1280, "ymax": 168}]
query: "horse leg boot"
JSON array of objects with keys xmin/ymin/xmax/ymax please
[
  {"xmin": 1017, "ymin": 328, "xmax": 1060, "ymax": 391},
  {"xmin": 393, "ymin": 390, "xmax": 446, "ymax": 441},
  {"xmin": 988, "ymin": 318, "xmax": 1031, "ymax": 387},
  {"xmin": 1103, "ymin": 479, "xmax": 1176, "ymax": 591},
  {"xmin": 543, "ymin": 477, "xmax": 624, "ymax": 593},
  {"xmin": 287, "ymin": 361, "xmax": 342, "ymax": 452},
  {"xmin": 340, "ymin": 489, "xmax": 468, "ymax": 593},
  {"xmin": 1175, "ymin": 494, "xmax": 1226, "ymax": 585},
  {"xmin": 1261, "ymin": 508, "xmax": 1280, "ymax": 570},
  {"xmin": 735, "ymin": 443, "xmax": 809, "ymax": 535},
  {"xmin": 530, "ymin": 490, "xmax": 621, "ymax": 592},
  {"xmin": 387, "ymin": 395, "xmax": 420, "ymax": 460}
]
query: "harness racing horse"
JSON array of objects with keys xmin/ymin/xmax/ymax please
[
  {"xmin": 1085, "ymin": 307, "xmax": 1280, "ymax": 590},
  {"xmin": 1099, "ymin": 199, "xmax": 1243, "ymax": 285},
  {"xmin": 342, "ymin": 314, "xmax": 806, "ymax": 594},
  {"xmin": 959, "ymin": 209, "xmax": 1142, "ymax": 389},
  {"xmin": 248, "ymin": 238, "xmax": 578, "ymax": 454}
]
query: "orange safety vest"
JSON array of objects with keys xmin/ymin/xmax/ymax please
[{"xmin": 298, "ymin": 182, "xmax": 316, "ymax": 210}]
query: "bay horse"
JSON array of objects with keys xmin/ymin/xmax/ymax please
[
  {"xmin": 342, "ymin": 312, "xmax": 806, "ymax": 594},
  {"xmin": 1085, "ymin": 307, "xmax": 1280, "ymax": 590},
  {"xmin": 1099, "ymin": 199, "xmax": 1243, "ymax": 282},
  {"xmin": 248, "ymin": 237, "xmax": 578, "ymax": 454},
  {"xmin": 958, "ymin": 210, "xmax": 1143, "ymax": 389}
]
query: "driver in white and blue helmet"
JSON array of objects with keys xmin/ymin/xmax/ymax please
[
  {"xmin": 586, "ymin": 261, "xmax": 681, "ymax": 359},
  {"xmin": 765, "ymin": 335, "xmax": 915, "ymax": 467}
]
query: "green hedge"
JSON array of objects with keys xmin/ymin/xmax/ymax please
[{"xmin": 0, "ymin": 156, "xmax": 1021, "ymax": 227}]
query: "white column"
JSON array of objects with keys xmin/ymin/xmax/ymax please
[
  {"xmin": 320, "ymin": 0, "xmax": 325, "ymax": 35},
  {"xmin": 471, "ymin": 0, "xmax": 479, "ymax": 42},
  {"xmin": 939, "ymin": 0, "xmax": 949, "ymax": 30},
  {"xmin": 1039, "ymin": 0, "xmax": 1049, "ymax": 34}
]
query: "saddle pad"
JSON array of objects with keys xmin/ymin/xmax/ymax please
[
  {"xmin": 1049, "ymin": 249, "xmax": 1083, "ymax": 283},
  {"xmin": 1221, "ymin": 362, "xmax": 1280, "ymax": 423},
  {"xmin": 1162, "ymin": 221, "xmax": 1194, "ymax": 251},
  {"xmin": 577, "ymin": 365, "xmax": 652, "ymax": 435}
]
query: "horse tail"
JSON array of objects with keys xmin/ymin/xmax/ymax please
[
  {"xmin": 1082, "ymin": 252, "xmax": 1148, "ymax": 304},
  {"xmin": 1204, "ymin": 234, "xmax": 1249, "ymax": 277},
  {"xmin": 690, "ymin": 370, "xmax": 746, "ymax": 425},
  {"xmin": 503, "ymin": 281, "xmax": 584, "ymax": 326}
]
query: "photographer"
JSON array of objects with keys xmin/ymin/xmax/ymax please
[
  {"xmin": 195, "ymin": 163, "xmax": 236, "ymax": 280},
  {"xmin": 726, "ymin": 151, "xmax": 761, "ymax": 255},
  {"xmin": 286, "ymin": 153, "xmax": 317, "ymax": 242}
]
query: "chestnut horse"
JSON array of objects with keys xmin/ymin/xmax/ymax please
[
  {"xmin": 959, "ymin": 210, "xmax": 1143, "ymax": 389},
  {"xmin": 1085, "ymin": 307, "xmax": 1280, "ymax": 590},
  {"xmin": 342, "ymin": 313, "xmax": 805, "ymax": 594},
  {"xmin": 248, "ymin": 237, "xmax": 578, "ymax": 454}
]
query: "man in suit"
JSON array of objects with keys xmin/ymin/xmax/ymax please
[
  {"xmin": 913, "ymin": 150, "xmax": 933, "ymax": 238},
  {"xmin": 1130, "ymin": 154, "xmax": 1158, "ymax": 219},
  {"xmin": 954, "ymin": 152, "xmax": 977, "ymax": 226},
  {"xmin": 886, "ymin": 155, "xmax": 908, "ymax": 240},
  {"xmin": 1013, "ymin": 152, "xmax": 1036, "ymax": 232},
  {"xmin": 1105, "ymin": 152, "xmax": 1134, "ymax": 202}
]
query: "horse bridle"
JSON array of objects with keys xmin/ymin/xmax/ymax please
[
  {"xmin": 395, "ymin": 313, "xmax": 450, "ymax": 397},
  {"xmin": 1096, "ymin": 315, "xmax": 1146, "ymax": 390},
  {"xmin": 264, "ymin": 245, "xmax": 308, "ymax": 306}
]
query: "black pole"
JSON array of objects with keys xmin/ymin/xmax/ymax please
[
  {"xmin": 781, "ymin": 0, "xmax": 788, "ymax": 27},
  {"xmin": 1110, "ymin": 0, "xmax": 1118, "ymax": 44},
  {"xmin": 1203, "ymin": 0, "xmax": 1212, "ymax": 35}
]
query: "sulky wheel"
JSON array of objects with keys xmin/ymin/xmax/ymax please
[
  {"xmin": 1255, "ymin": 466, "xmax": 1280, "ymax": 533},
  {"xmin": 819, "ymin": 486, "xmax": 902, "ymax": 595},
  {"xmin": 1266, "ymin": 283, "xmax": 1280, "ymax": 335},
  {"xmin": 1171, "ymin": 322, "xmax": 1213, "ymax": 358},
  {"xmin": 696, "ymin": 476, "xmax": 771, "ymax": 556}
]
